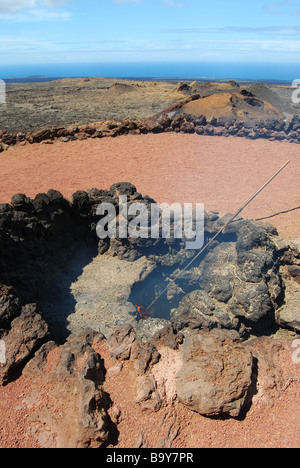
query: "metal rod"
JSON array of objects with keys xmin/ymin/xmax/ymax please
[{"xmin": 144, "ymin": 159, "xmax": 290, "ymax": 313}]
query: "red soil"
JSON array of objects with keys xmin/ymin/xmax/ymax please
[
  {"xmin": 96, "ymin": 339, "xmax": 300, "ymax": 449},
  {"xmin": 0, "ymin": 134, "xmax": 299, "ymax": 448},
  {"xmin": 0, "ymin": 133, "xmax": 299, "ymax": 238},
  {"xmin": 0, "ymin": 338, "xmax": 299, "ymax": 448}
]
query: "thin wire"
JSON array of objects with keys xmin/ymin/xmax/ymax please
[{"xmin": 144, "ymin": 160, "xmax": 290, "ymax": 313}]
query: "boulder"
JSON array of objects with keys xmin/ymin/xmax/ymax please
[
  {"xmin": 180, "ymin": 121, "xmax": 195, "ymax": 133},
  {"xmin": 0, "ymin": 303, "xmax": 49, "ymax": 385},
  {"xmin": 276, "ymin": 278, "xmax": 300, "ymax": 332},
  {"xmin": 157, "ymin": 114, "xmax": 173, "ymax": 129},
  {"xmin": 175, "ymin": 329, "xmax": 254, "ymax": 417},
  {"xmin": 11, "ymin": 193, "xmax": 33, "ymax": 212},
  {"xmin": 0, "ymin": 286, "xmax": 23, "ymax": 333},
  {"xmin": 110, "ymin": 182, "xmax": 137, "ymax": 196},
  {"xmin": 23, "ymin": 332, "xmax": 111, "ymax": 448},
  {"xmin": 246, "ymin": 336, "xmax": 285, "ymax": 407},
  {"xmin": 144, "ymin": 121, "xmax": 164, "ymax": 134},
  {"xmin": 280, "ymin": 238, "xmax": 300, "ymax": 285},
  {"xmin": 173, "ymin": 82, "xmax": 190, "ymax": 93},
  {"xmin": 30, "ymin": 129, "xmax": 53, "ymax": 143},
  {"xmin": 151, "ymin": 323, "xmax": 184, "ymax": 350}
]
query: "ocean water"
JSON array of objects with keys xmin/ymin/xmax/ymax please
[{"xmin": 0, "ymin": 62, "xmax": 300, "ymax": 83}]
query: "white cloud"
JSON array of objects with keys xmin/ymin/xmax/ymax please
[
  {"xmin": 112, "ymin": 0, "xmax": 140, "ymax": 3},
  {"xmin": 0, "ymin": 0, "xmax": 36, "ymax": 13},
  {"xmin": 0, "ymin": 0, "xmax": 71, "ymax": 21},
  {"xmin": 0, "ymin": 9, "xmax": 72, "ymax": 22},
  {"xmin": 263, "ymin": 1, "xmax": 300, "ymax": 16},
  {"xmin": 0, "ymin": 0, "xmax": 70, "ymax": 14},
  {"xmin": 112, "ymin": 0, "xmax": 185, "ymax": 4},
  {"xmin": 164, "ymin": 0, "xmax": 185, "ymax": 6},
  {"xmin": 263, "ymin": 1, "xmax": 292, "ymax": 14},
  {"xmin": 165, "ymin": 25, "xmax": 300, "ymax": 37},
  {"xmin": 1, "ymin": 33, "xmax": 300, "ymax": 64},
  {"xmin": 43, "ymin": 0, "xmax": 69, "ymax": 5}
]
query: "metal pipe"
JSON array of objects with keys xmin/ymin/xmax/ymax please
[{"xmin": 144, "ymin": 159, "xmax": 290, "ymax": 313}]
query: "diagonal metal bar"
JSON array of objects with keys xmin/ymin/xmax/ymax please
[{"xmin": 144, "ymin": 159, "xmax": 290, "ymax": 313}]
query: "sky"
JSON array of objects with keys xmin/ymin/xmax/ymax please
[{"xmin": 0, "ymin": 0, "xmax": 300, "ymax": 66}]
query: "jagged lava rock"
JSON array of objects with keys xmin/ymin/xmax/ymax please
[
  {"xmin": 23, "ymin": 330, "xmax": 110, "ymax": 448},
  {"xmin": 171, "ymin": 219, "xmax": 282, "ymax": 336},
  {"xmin": 0, "ymin": 303, "xmax": 49, "ymax": 385}
]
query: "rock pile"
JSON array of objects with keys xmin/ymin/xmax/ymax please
[
  {"xmin": 0, "ymin": 182, "xmax": 299, "ymax": 446},
  {"xmin": 17, "ymin": 317, "xmax": 289, "ymax": 447},
  {"xmin": 169, "ymin": 218, "xmax": 283, "ymax": 336}
]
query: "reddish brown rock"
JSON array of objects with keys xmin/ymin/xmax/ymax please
[
  {"xmin": 175, "ymin": 329, "xmax": 254, "ymax": 418},
  {"xmin": 30, "ymin": 129, "xmax": 53, "ymax": 143},
  {"xmin": 23, "ymin": 331, "xmax": 111, "ymax": 448},
  {"xmin": 130, "ymin": 341, "xmax": 160, "ymax": 375},
  {"xmin": 106, "ymin": 324, "xmax": 136, "ymax": 360},
  {"xmin": 1, "ymin": 133, "xmax": 17, "ymax": 146},
  {"xmin": 0, "ymin": 303, "xmax": 49, "ymax": 385},
  {"xmin": 180, "ymin": 121, "xmax": 195, "ymax": 133}
]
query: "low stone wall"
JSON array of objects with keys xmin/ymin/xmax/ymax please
[{"xmin": 0, "ymin": 112, "xmax": 299, "ymax": 152}]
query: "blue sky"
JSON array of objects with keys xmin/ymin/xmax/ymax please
[{"xmin": 0, "ymin": 0, "xmax": 300, "ymax": 65}]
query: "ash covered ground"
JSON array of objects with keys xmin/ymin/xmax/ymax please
[{"xmin": 0, "ymin": 77, "xmax": 298, "ymax": 134}]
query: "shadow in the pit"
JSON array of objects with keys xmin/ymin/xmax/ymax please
[
  {"xmin": 129, "ymin": 268, "xmax": 178, "ymax": 321},
  {"xmin": 129, "ymin": 266, "xmax": 188, "ymax": 322},
  {"xmin": 37, "ymin": 239, "xmax": 99, "ymax": 344},
  {"xmin": 128, "ymin": 247, "xmax": 211, "ymax": 322}
]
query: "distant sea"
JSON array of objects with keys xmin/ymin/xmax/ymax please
[{"xmin": 1, "ymin": 62, "xmax": 300, "ymax": 84}]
